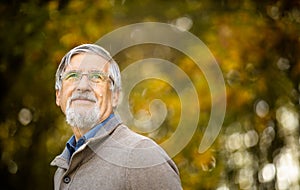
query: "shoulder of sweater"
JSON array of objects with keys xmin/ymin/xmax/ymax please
[
  {"xmin": 111, "ymin": 124, "xmax": 161, "ymax": 149},
  {"xmin": 112, "ymin": 125, "xmax": 173, "ymax": 168},
  {"xmin": 89, "ymin": 124, "xmax": 173, "ymax": 168}
]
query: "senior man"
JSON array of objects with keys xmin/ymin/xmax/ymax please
[{"xmin": 50, "ymin": 44, "xmax": 182, "ymax": 190}]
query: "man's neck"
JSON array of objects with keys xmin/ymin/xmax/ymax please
[
  {"xmin": 72, "ymin": 127, "xmax": 89, "ymax": 141},
  {"xmin": 71, "ymin": 112, "xmax": 114, "ymax": 141}
]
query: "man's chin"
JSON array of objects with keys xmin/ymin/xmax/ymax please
[
  {"xmin": 66, "ymin": 116, "xmax": 98, "ymax": 129},
  {"xmin": 66, "ymin": 107, "xmax": 101, "ymax": 129}
]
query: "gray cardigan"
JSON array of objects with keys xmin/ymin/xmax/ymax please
[{"xmin": 51, "ymin": 114, "xmax": 182, "ymax": 190}]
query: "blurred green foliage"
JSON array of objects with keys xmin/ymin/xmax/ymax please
[{"xmin": 0, "ymin": 0, "xmax": 300, "ymax": 189}]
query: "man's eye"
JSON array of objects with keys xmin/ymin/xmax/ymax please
[
  {"xmin": 90, "ymin": 73, "xmax": 105, "ymax": 82},
  {"xmin": 65, "ymin": 73, "xmax": 80, "ymax": 80}
]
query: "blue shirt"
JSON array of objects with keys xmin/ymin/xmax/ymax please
[{"xmin": 66, "ymin": 113, "xmax": 114, "ymax": 158}]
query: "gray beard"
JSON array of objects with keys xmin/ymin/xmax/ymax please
[{"xmin": 65, "ymin": 99, "xmax": 101, "ymax": 130}]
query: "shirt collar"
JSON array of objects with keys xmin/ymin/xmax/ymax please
[{"xmin": 84, "ymin": 113, "xmax": 114, "ymax": 140}]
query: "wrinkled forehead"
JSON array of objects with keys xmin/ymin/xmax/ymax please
[{"xmin": 65, "ymin": 53, "xmax": 110, "ymax": 72}]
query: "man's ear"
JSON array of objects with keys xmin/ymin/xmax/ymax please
[
  {"xmin": 55, "ymin": 90, "xmax": 61, "ymax": 106},
  {"xmin": 112, "ymin": 90, "xmax": 120, "ymax": 108}
]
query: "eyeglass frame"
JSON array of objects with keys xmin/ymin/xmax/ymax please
[{"xmin": 60, "ymin": 70, "xmax": 115, "ymax": 86}]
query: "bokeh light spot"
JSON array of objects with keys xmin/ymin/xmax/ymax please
[
  {"xmin": 174, "ymin": 16, "xmax": 193, "ymax": 31},
  {"xmin": 18, "ymin": 108, "xmax": 33, "ymax": 126},
  {"xmin": 259, "ymin": 163, "xmax": 276, "ymax": 183},
  {"xmin": 244, "ymin": 130, "xmax": 259, "ymax": 148},
  {"xmin": 276, "ymin": 57, "xmax": 290, "ymax": 71},
  {"xmin": 254, "ymin": 99, "xmax": 269, "ymax": 118},
  {"xmin": 276, "ymin": 106, "xmax": 299, "ymax": 132}
]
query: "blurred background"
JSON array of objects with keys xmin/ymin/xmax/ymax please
[{"xmin": 1, "ymin": 0, "xmax": 300, "ymax": 189}]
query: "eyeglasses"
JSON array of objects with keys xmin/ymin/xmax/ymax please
[{"xmin": 61, "ymin": 70, "xmax": 114, "ymax": 85}]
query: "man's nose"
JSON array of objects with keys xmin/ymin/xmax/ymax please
[{"xmin": 76, "ymin": 75, "xmax": 92, "ymax": 92}]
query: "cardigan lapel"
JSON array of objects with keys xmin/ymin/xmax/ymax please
[{"xmin": 50, "ymin": 113, "xmax": 123, "ymax": 170}]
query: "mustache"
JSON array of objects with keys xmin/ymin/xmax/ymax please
[{"xmin": 70, "ymin": 92, "xmax": 97, "ymax": 102}]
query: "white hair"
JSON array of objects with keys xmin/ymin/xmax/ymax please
[{"xmin": 55, "ymin": 44, "xmax": 122, "ymax": 95}]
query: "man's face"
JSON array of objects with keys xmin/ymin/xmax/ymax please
[{"xmin": 56, "ymin": 53, "xmax": 114, "ymax": 129}]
